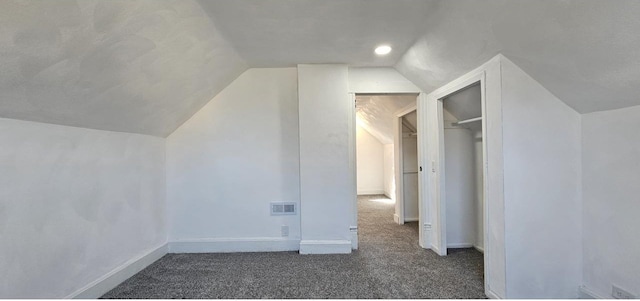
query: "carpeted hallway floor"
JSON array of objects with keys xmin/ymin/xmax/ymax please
[{"xmin": 102, "ymin": 195, "xmax": 485, "ymax": 298}]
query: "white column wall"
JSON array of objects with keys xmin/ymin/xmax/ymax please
[{"xmin": 298, "ymin": 64, "xmax": 354, "ymax": 254}]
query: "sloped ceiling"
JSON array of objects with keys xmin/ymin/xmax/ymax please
[
  {"xmin": 197, "ymin": 0, "xmax": 432, "ymax": 67},
  {"xmin": 396, "ymin": 0, "xmax": 640, "ymax": 114},
  {"xmin": 2, "ymin": 0, "xmax": 639, "ymax": 136},
  {"xmin": 0, "ymin": 0, "xmax": 247, "ymax": 137},
  {"xmin": 356, "ymin": 94, "xmax": 416, "ymax": 144}
]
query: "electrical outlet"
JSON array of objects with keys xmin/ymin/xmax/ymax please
[
  {"xmin": 612, "ymin": 285, "xmax": 635, "ymax": 299},
  {"xmin": 281, "ymin": 225, "xmax": 289, "ymax": 237}
]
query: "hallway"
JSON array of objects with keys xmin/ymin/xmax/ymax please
[{"xmin": 102, "ymin": 195, "xmax": 484, "ymax": 298}]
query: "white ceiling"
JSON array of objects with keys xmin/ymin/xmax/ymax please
[
  {"xmin": 197, "ymin": 0, "xmax": 432, "ymax": 67},
  {"xmin": 396, "ymin": 0, "xmax": 640, "ymax": 114},
  {"xmin": 0, "ymin": 0, "xmax": 247, "ymax": 136},
  {"xmin": 1, "ymin": 0, "xmax": 639, "ymax": 136},
  {"xmin": 356, "ymin": 94, "xmax": 416, "ymax": 144}
]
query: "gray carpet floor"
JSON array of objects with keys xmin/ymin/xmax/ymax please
[{"xmin": 102, "ymin": 195, "xmax": 485, "ymax": 299}]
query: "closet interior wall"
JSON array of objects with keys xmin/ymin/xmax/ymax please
[{"xmin": 442, "ymin": 84, "xmax": 484, "ymax": 250}]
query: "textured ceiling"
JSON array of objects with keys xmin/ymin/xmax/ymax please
[
  {"xmin": 396, "ymin": 0, "xmax": 640, "ymax": 114},
  {"xmin": 356, "ymin": 94, "xmax": 417, "ymax": 144},
  {"xmin": 197, "ymin": 0, "xmax": 432, "ymax": 67},
  {"xmin": 0, "ymin": 0, "xmax": 247, "ymax": 136},
  {"xmin": 2, "ymin": 0, "xmax": 639, "ymax": 136}
]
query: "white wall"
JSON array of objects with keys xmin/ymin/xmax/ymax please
[
  {"xmin": 383, "ymin": 144, "xmax": 395, "ymax": 199},
  {"xmin": 298, "ymin": 64, "xmax": 354, "ymax": 254},
  {"xmin": 356, "ymin": 124, "xmax": 385, "ymax": 195},
  {"xmin": 166, "ymin": 68, "xmax": 301, "ymax": 251},
  {"xmin": 444, "ymin": 127, "xmax": 476, "ymax": 247},
  {"xmin": 501, "ymin": 57, "xmax": 582, "ymax": 298},
  {"xmin": 348, "ymin": 67, "xmax": 421, "ymax": 94},
  {"xmin": 582, "ymin": 105, "xmax": 640, "ymax": 299},
  {"xmin": 0, "ymin": 118, "xmax": 165, "ymax": 298}
]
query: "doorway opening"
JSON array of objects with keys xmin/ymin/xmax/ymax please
[{"xmin": 353, "ymin": 93, "xmax": 420, "ymax": 247}]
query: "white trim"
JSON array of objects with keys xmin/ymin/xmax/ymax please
[
  {"xmin": 421, "ymin": 223, "xmax": 432, "ymax": 248},
  {"xmin": 474, "ymin": 245, "xmax": 485, "ymax": 253},
  {"xmin": 486, "ymin": 288, "xmax": 501, "ymax": 299},
  {"xmin": 348, "ymin": 92, "xmax": 359, "ymax": 254},
  {"xmin": 169, "ymin": 237, "xmax": 300, "ymax": 253},
  {"xmin": 393, "ymin": 213, "xmax": 401, "ymax": 224},
  {"xmin": 579, "ymin": 286, "xmax": 607, "ymax": 299},
  {"xmin": 430, "ymin": 244, "xmax": 442, "ymax": 256},
  {"xmin": 447, "ymin": 243, "xmax": 474, "ymax": 248},
  {"xmin": 357, "ymin": 190, "xmax": 386, "ymax": 195},
  {"xmin": 417, "ymin": 93, "xmax": 429, "ymax": 249},
  {"xmin": 350, "ymin": 227, "xmax": 358, "ymax": 250},
  {"xmin": 66, "ymin": 243, "xmax": 168, "ymax": 299},
  {"xmin": 299, "ymin": 240, "xmax": 352, "ymax": 254},
  {"xmin": 404, "ymin": 217, "xmax": 419, "ymax": 222}
]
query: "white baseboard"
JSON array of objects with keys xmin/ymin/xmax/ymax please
[
  {"xmin": 447, "ymin": 243, "xmax": 474, "ymax": 248},
  {"xmin": 299, "ymin": 240, "xmax": 352, "ymax": 254},
  {"xmin": 404, "ymin": 217, "xmax": 418, "ymax": 222},
  {"xmin": 579, "ymin": 285, "xmax": 607, "ymax": 299},
  {"xmin": 169, "ymin": 237, "xmax": 300, "ymax": 253},
  {"xmin": 474, "ymin": 245, "xmax": 485, "ymax": 253},
  {"xmin": 66, "ymin": 243, "xmax": 168, "ymax": 299},
  {"xmin": 357, "ymin": 190, "xmax": 386, "ymax": 195}
]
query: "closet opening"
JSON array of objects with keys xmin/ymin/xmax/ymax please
[{"xmin": 439, "ymin": 82, "xmax": 485, "ymax": 255}]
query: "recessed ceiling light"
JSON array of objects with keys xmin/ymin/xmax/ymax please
[{"xmin": 374, "ymin": 45, "xmax": 392, "ymax": 56}]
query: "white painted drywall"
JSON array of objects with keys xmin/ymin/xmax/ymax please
[
  {"xmin": 501, "ymin": 58, "xmax": 582, "ymax": 298},
  {"xmin": 0, "ymin": 118, "xmax": 165, "ymax": 298},
  {"xmin": 383, "ymin": 144, "xmax": 395, "ymax": 199},
  {"xmin": 298, "ymin": 64, "xmax": 353, "ymax": 253},
  {"xmin": 349, "ymin": 67, "xmax": 422, "ymax": 94},
  {"xmin": 166, "ymin": 68, "xmax": 300, "ymax": 247},
  {"xmin": 356, "ymin": 124, "xmax": 385, "ymax": 195},
  {"xmin": 582, "ymin": 105, "xmax": 640, "ymax": 299},
  {"xmin": 444, "ymin": 127, "xmax": 476, "ymax": 247}
]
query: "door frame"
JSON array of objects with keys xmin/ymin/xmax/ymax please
[{"xmin": 393, "ymin": 103, "xmax": 417, "ymax": 225}]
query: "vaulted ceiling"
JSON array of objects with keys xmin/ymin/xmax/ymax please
[
  {"xmin": 1, "ymin": 0, "xmax": 639, "ymax": 136},
  {"xmin": 396, "ymin": 0, "xmax": 640, "ymax": 114},
  {"xmin": 0, "ymin": 0, "xmax": 247, "ymax": 136}
]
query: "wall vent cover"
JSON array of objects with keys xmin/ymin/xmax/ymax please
[{"xmin": 271, "ymin": 202, "xmax": 297, "ymax": 215}]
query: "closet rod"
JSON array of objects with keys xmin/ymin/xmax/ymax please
[{"xmin": 453, "ymin": 116, "xmax": 482, "ymax": 125}]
